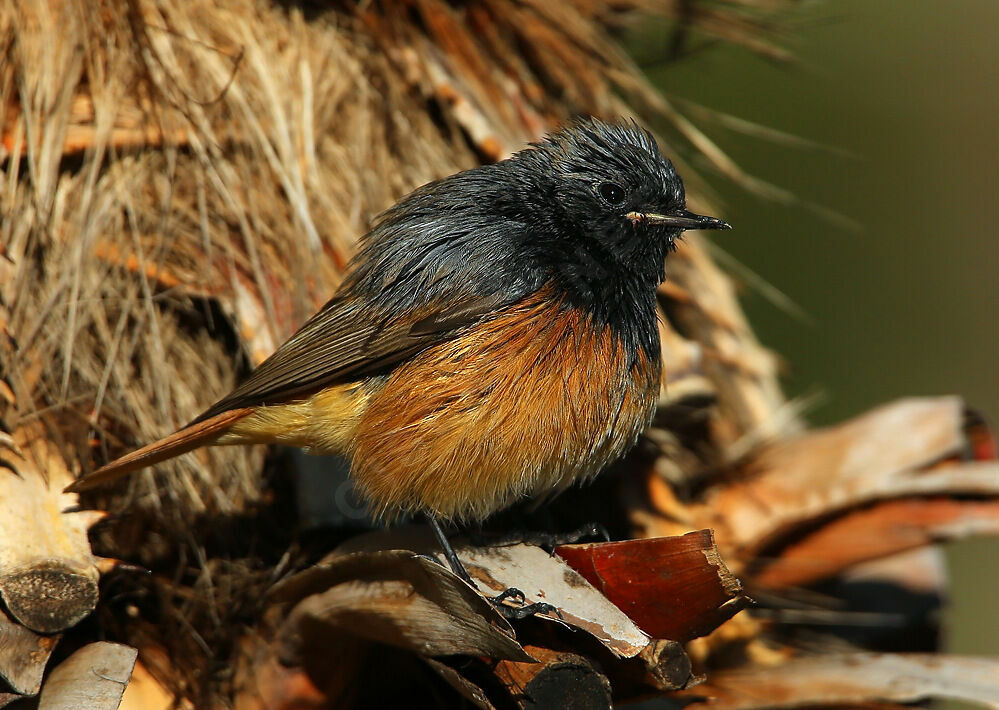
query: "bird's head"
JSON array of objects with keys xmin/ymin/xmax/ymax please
[{"xmin": 507, "ymin": 118, "xmax": 729, "ymax": 308}]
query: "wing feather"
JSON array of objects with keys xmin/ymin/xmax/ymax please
[{"xmin": 192, "ymin": 291, "xmax": 515, "ymax": 423}]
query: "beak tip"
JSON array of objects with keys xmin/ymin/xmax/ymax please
[
  {"xmin": 691, "ymin": 216, "xmax": 731, "ymax": 232},
  {"xmin": 627, "ymin": 211, "xmax": 731, "ymax": 231}
]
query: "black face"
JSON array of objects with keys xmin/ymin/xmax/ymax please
[
  {"xmin": 543, "ymin": 122, "xmax": 684, "ymax": 250},
  {"xmin": 507, "ymin": 119, "xmax": 728, "ymax": 333}
]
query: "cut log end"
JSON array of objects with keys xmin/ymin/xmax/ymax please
[
  {"xmin": 0, "ymin": 563, "xmax": 99, "ymax": 634},
  {"xmin": 494, "ymin": 646, "xmax": 612, "ymax": 710},
  {"xmin": 640, "ymin": 639, "xmax": 694, "ymax": 691}
]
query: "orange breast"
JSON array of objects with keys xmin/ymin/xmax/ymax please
[{"xmin": 350, "ymin": 290, "xmax": 661, "ymax": 522}]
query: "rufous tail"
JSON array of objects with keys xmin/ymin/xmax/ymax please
[{"xmin": 65, "ymin": 408, "xmax": 255, "ymax": 493}]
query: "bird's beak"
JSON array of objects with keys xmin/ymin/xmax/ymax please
[{"xmin": 627, "ymin": 209, "xmax": 731, "ymax": 231}]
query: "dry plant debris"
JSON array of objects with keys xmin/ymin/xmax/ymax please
[
  {"xmin": 633, "ymin": 396, "xmax": 999, "ymax": 583},
  {"xmin": 676, "ymin": 653, "xmax": 999, "ymax": 709},
  {"xmin": 556, "ymin": 531, "xmax": 746, "ymax": 642},
  {"xmin": 262, "ymin": 530, "xmax": 744, "ymax": 706},
  {"xmin": 4, "ymin": 0, "xmax": 999, "ymax": 708}
]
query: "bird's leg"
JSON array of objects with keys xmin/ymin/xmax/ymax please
[
  {"xmin": 427, "ymin": 514, "xmax": 475, "ymax": 586},
  {"xmin": 425, "ymin": 515, "xmax": 559, "ymax": 621}
]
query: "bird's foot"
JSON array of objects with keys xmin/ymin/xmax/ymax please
[
  {"xmin": 471, "ymin": 522, "xmax": 610, "ymax": 554},
  {"xmin": 425, "ymin": 515, "xmax": 564, "ymax": 620},
  {"xmin": 489, "ymin": 587, "xmax": 562, "ymax": 621}
]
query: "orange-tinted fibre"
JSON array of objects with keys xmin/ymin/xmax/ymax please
[{"xmin": 351, "ymin": 289, "xmax": 662, "ymax": 523}]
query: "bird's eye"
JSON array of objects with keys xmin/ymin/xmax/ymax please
[{"xmin": 597, "ymin": 182, "xmax": 627, "ymax": 206}]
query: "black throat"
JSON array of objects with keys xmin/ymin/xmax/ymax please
[{"xmin": 544, "ymin": 232, "xmax": 669, "ymax": 365}]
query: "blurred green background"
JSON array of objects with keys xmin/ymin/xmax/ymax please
[{"xmin": 637, "ymin": 0, "xmax": 999, "ymax": 667}]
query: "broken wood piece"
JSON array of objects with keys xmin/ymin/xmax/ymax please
[
  {"xmin": 0, "ymin": 426, "xmax": 103, "ymax": 633},
  {"xmin": 0, "ymin": 605, "xmax": 59, "ymax": 697},
  {"xmin": 493, "ymin": 644, "xmax": 612, "ymax": 710},
  {"xmin": 638, "ymin": 638, "xmax": 696, "ymax": 692},
  {"xmin": 453, "ymin": 540, "xmax": 655, "ymax": 658},
  {"xmin": 556, "ymin": 530, "xmax": 748, "ymax": 642},
  {"xmin": 37, "ymin": 642, "xmax": 137, "ymax": 710}
]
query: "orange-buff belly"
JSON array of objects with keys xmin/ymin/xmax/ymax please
[{"xmin": 350, "ymin": 294, "xmax": 661, "ymax": 522}]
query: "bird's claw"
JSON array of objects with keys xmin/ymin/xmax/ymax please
[
  {"xmin": 495, "ymin": 600, "xmax": 562, "ymax": 621},
  {"xmin": 491, "ymin": 586, "xmax": 526, "ymax": 605},
  {"xmin": 489, "ymin": 586, "xmax": 563, "ymax": 621}
]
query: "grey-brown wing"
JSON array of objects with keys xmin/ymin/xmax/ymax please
[{"xmin": 191, "ymin": 291, "xmax": 513, "ymax": 424}]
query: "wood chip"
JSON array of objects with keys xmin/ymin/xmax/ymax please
[
  {"xmin": 0, "ymin": 606, "xmax": 59, "ymax": 696},
  {"xmin": 493, "ymin": 645, "xmax": 612, "ymax": 710},
  {"xmin": 457, "ymin": 542, "xmax": 653, "ymax": 658},
  {"xmin": 38, "ymin": 642, "xmax": 137, "ymax": 710},
  {"xmin": 556, "ymin": 530, "xmax": 748, "ymax": 641}
]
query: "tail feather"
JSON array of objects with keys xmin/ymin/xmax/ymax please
[{"xmin": 65, "ymin": 408, "xmax": 255, "ymax": 493}]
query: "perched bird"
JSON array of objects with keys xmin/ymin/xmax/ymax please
[{"xmin": 68, "ymin": 118, "xmax": 728, "ymax": 603}]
